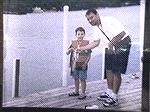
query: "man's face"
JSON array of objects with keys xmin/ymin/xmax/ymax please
[{"xmin": 86, "ymin": 12, "xmax": 99, "ymax": 26}]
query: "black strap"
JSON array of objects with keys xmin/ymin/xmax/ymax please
[
  {"xmin": 97, "ymin": 26, "xmax": 111, "ymax": 42},
  {"xmin": 97, "ymin": 26, "xmax": 117, "ymax": 53}
]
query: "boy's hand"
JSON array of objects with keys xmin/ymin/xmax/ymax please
[
  {"xmin": 78, "ymin": 46, "xmax": 84, "ymax": 51},
  {"xmin": 69, "ymin": 48, "xmax": 74, "ymax": 52},
  {"xmin": 66, "ymin": 48, "xmax": 74, "ymax": 55}
]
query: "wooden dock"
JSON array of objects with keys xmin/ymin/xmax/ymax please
[{"xmin": 3, "ymin": 72, "xmax": 142, "ymax": 112}]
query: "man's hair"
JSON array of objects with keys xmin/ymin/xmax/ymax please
[
  {"xmin": 75, "ymin": 27, "xmax": 85, "ymax": 34},
  {"xmin": 86, "ymin": 8, "xmax": 98, "ymax": 15}
]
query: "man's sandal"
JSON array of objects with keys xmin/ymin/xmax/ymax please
[{"xmin": 68, "ymin": 92, "xmax": 79, "ymax": 96}]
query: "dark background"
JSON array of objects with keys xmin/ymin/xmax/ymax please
[
  {"xmin": 0, "ymin": 0, "xmax": 149, "ymax": 112},
  {"xmin": 3, "ymin": 0, "xmax": 140, "ymax": 14}
]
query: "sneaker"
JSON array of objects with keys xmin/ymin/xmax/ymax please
[
  {"xmin": 97, "ymin": 92, "xmax": 110, "ymax": 101},
  {"xmin": 103, "ymin": 97, "xmax": 118, "ymax": 107}
]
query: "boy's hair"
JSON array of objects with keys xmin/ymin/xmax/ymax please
[
  {"xmin": 85, "ymin": 8, "xmax": 98, "ymax": 15},
  {"xmin": 75, "ymin": 27, "xmax": 85, "ymax": 35}
]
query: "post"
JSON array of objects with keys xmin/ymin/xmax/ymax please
[
  {"xmin": 142, "ymin": 0, "xmax": 150, "ymax": 111},
  {"xmin": 142, "ymin": 49, "xmax": 150, "ymax": 112},
  {"xmin": 140, "ymin": 0, "xmax": 145, "ymax": 71},
  {"xmin": 12, "ymin": 59, "xmax": 20, "ymax": 98},
  {"xmin": 101, "ymin": 46, "xmax": 106, "ymax": 79},
  {"xmin": 62, "ymin": 5, "xmax": 69, "ymax": 86}
]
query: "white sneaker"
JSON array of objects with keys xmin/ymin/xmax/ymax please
[
  {"xmin": 103, "ymin": 97, "xmax": 118, "ymax": 107},
  {"xmin": 97, "ymin": 92, "xmax": 110, "ymax": 101}
]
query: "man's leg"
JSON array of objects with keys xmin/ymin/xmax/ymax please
[
  {"xmin": 106, "ymin": 71, "xmax": 121, "ymax": 98},
  {"xmin": 113, "ymin": 73, "xmax": 121, "ymax": 94},
  {"xmin": 97, "ymin": 69, "xmax": 113, "ymax": 100},
  {"xmin": 103, "ymin": 72, "xmax": 121, "ymax": 107},
  {"xmin": 102, "ymin": 58, "xmax": 120, "ymax": 106},
  {"xmin": 97, "ymin": 50, "xmax": 114, "ymax": 100},
  {"xmin": 105, "ymin": 50, "xmax": 114, "ymax": 95},
  {"xmin": 106, "ymin": 70, "xmax": 114, "ymax": 90}
]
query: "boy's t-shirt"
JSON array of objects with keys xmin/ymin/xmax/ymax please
[
  {"xmin": 69, "ymin": 40, "xmax": 92, "ymax": 70},
  {"xmin": 76, "ymin": 49, "xmax": 92, "ymax": 70}
]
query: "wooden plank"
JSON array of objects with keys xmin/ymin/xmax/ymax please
[
  {"xmin": 3, "ymin": 73, "xmax": 142, "ymax": 111},
  {"xmin": 59, "ymin": 89, "xmax": 141, "ymax": 108}
]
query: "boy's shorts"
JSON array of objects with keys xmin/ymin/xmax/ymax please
[
  {"xmin": 71, "ymin": 69, "xmax": 87, "ymax": 80},
  {"xmin": 105, "ymin": 36, "xmax": 131, "ymax": 74}
]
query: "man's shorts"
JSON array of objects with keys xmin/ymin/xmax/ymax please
[
  {"xmin": 105, "ymin": 36, "xmax": 131, "ymax": 74},
  {"xmin": 71, "ymin": 69, "xmax": 87, "ymax": 80}
]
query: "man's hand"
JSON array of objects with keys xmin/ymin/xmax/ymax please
[
  {"xmin": 108, "ymin": 42, "xmax": 113, "ymax": 50},
  {"xmin": 82, "ymin": 63, "xmax": 87, "ymax": 70},
  {"xmin": 76, "ymin": 48, "xmax": 81, "ymax": 54},
  {"xmin": 107, "ymin": 42, "xmax": 115, "ymax": 54}
]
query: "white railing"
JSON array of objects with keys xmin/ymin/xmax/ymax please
[{"xmin": 62, "ymin": 5, "xmax": 69, "ymax": 86}]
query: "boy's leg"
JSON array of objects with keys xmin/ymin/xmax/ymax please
[
  {"xmin": 78, "ymin": 70, "xmax": 87, "ymax": 94},
  {"xmin": 78, "ymin": 80, "xmax": 86, "ymax": 99},
  {"xmin": 80, "ymin": 80, "xmax": 86, "ymax": 95},
  {"xmin": 75, "ymin": 79, "xmax": 79, "ymax": 93},
  {"xmin": 78, "ymin": 70, "xmax": 87, "ymax": 99},
  {"xmin": 68, "ymin": 70, "xmax": 79, "ymax": 96}
]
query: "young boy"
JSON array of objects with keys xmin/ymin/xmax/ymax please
[{"xmin": 66, "ymin": 27, "xmax": 92, "ymax": 100}]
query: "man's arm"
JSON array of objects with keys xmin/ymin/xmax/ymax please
[
  {"xmin": 84, "ymin": 53, "xmax": 91, "ymax": 64},
  {"xmin": 80, "ymin": 39, "xmax": 100, "ymax": 51},
  {"xmin": 108, "ymin": 31, "xmax": 126, "ymax": 49},
  {"xmin": 82, "ymin": 53, "xmax": 91, "ymax": 69}
]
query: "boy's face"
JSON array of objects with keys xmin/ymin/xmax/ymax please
[{"xmin": 76, "ymin": 30, "xmax": 85, "ymax": 41}]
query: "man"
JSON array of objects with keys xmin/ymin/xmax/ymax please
[{"xmin": 79, "ymin": 9, "xmax": 131, "ymax": 107}]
